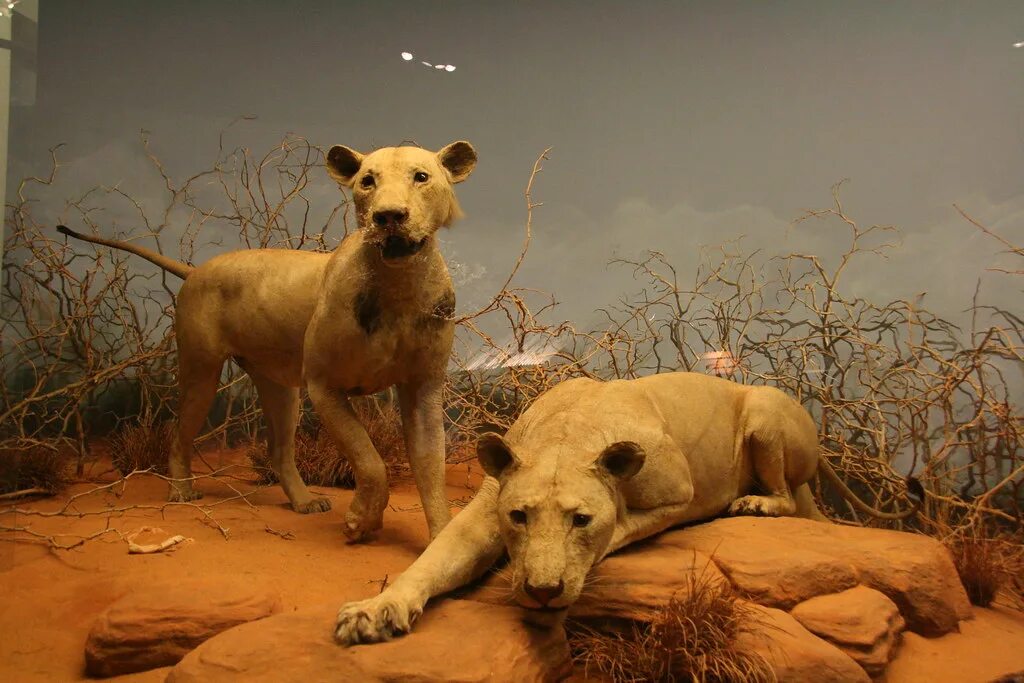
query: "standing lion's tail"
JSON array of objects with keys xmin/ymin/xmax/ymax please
[
  {"xmin": 56, "ymin": 225, "xmax": 195, "ymax": 280},
  {"xmin": 818, "ymin": 457, "xmax": 924, "ymax": 521}
]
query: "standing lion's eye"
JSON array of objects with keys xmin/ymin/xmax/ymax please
[
  {"xmin": 509, "ymin": 510, "xmax": 527, "ymax": 525},
  {"xmin": 413, "ymin": 171, "xmax": 429, "ymax": 183},
  {"xmin": 572, "ymin": 513, "xmax": 593, "ymax": 528},
  {"xmin": 360, "ymin": 174, "xmax": 375, "ymax": 188}
]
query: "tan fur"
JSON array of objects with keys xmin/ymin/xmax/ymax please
[
  {"xmin": 60, "ymin": 142, "xmax": 478, "ymax": 542},
  {"xmin": 334, "ymin": 372, "xmax": 855, "ymax": 644}
]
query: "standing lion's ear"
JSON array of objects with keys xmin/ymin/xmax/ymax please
[
  {"xmin": 595, "ymin": 441, "xmax": 646, "ymax": 481},
  {"xmin": 477, "ymin": 432, "xmax": 519, "ymax": 479},
  {"xmin": 326, "ymin": 145, "xmax": 365, "ymax": 187},
  {"xmin": 437, "ymin": 141, "xmax": 477, "ymax": 183}
]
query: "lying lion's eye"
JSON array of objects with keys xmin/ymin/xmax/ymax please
[
  {"xmin": 413, "ymin": 171, "xmax": 429, "ymax": 183},
  {"xmin": 360, "ymin": 174, "xmax": 375, "ymax": 188},
  {"xmin": 509, "ymin": 510, "xmax": 527, "ymax": 525},
  {"xmin": 572, "ymin": 513, "xmax": 593, "ymax": 528}
]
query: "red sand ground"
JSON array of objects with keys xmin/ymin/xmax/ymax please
[{"xmin": 2, "ymin": 453, "xmax": 1023, "ymax": 682}]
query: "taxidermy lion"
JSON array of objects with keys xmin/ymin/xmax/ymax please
[
  {"xmin": 335, "ymin": 371, "xmax": 920, "ymax": 644},
  {"xmin": 57, "ymin": 140, "xmax": 478, "ymax": 541}
]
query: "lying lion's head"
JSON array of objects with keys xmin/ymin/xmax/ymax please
[
  {"xmin": 477, "ymin": 433, "xmax": 645, "ymax": 611},
  {"xmin": 325, "ymin": 142, "xmax": 477, "ymax": 263}
]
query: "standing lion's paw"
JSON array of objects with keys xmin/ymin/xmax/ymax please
[
  {"xmin": 334, "ymin": 593, "xmax": 422, "ymax": 646},
  {"xmin": 293, "ymin": 496, "xmax": 332, "ymax": 514},
  {"xmin": 167, "ymin": 486, "xmax": 203, "ymax": 503},
  {"xmin": 343, "ymin": 496, "xmax": 386, "ymax": 542}
]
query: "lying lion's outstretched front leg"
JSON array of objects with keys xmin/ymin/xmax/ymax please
[{"xmin": 335, "ymin": 477, "xmax": 504, "ymax": 645}]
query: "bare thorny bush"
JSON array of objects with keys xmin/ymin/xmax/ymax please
[
  {"xmin": 568, "ymin": 570, "xmax": 775, "ymax": 683},
  {"xmin": 1, "ymin": 125, "xmax": 1021, "ymax": 574}
]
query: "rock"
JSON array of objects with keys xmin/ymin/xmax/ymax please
[
  {"xmin": 85, "ymin": 579, "xmax": 281, "ymax": 677},
  {"xmin": 738, "ymin": 603, "xmax": 870, "ymax": 683},
  {"xmin": 461, "ymin": 536, "xmax": 727, "ymax": 626},
  {"xmin": 166, "ymin": 599, "xmax": 572, "ymax": 683},
  {"xmin": 667, "ymin": 517, "xmax": 971, "ymax": 635},
  {"xmin": 570, "ymin": 540, "xmax": 725, "ymax": 624},
  {"xmin": 790, "ymin": 585, "xmax": 905, "ymax": 677}
]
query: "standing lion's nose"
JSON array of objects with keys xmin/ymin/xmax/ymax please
[
  {"xmin": 524, "ymin": 579, "xmax": 565, "ymax": 606},
  {"xmin": 372, "ymin": 208, "xmax": 409, "ymax": 228}
]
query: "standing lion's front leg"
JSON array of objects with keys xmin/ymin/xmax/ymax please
[
  {"xmin": 335, "ymin": 478, "xmax": 505, "ymax": 645},
  {"xmin": 398, "ymin": 378, "xmax": 452, "ymax": 539}
]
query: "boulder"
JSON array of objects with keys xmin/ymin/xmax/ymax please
[
  {"xmin": 570, "ymin": 540, "xmax": 725, "ymax": 624},
  {"xmin": 790, "ymin": 585, "xmax": 905, "ymax": 677},
  {"xmin": 668, "ymin": 517, "xmax": 972, "ymax": 635},
  {"xmin": 462, "ymin": 536, "xmax": 727, "ymax": 625},
  {"xmin": 85, "ymin": 579, "xmax": 281, "ymax": 677},
  {"xmin": 166, "ymin": 599, "xmax": 572, "ymax": 683},
  {"xmin": 738, "ymin": 603, "xmax": 870, "ymax": 683}
]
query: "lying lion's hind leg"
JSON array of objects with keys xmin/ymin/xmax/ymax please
[
  {"xmin": 251, "ymin": 372, "xmax": 331, "ymax": 514},
  {"xmin": 729, "ymin": 420, "xmax": 797, "ymax": 517},
  {"xmin": 793, "ymin": 482, "xmax": 829, "ymax": 522},
  {"xmin": 168, "ymin": 354, "xmax": 222, "ymax": 503}
]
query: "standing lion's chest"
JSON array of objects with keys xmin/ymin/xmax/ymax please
[{"xmin": 324, "ymin": 285, "xmax": 455, "ymax": 394}]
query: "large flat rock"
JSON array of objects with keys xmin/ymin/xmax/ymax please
[
  {"xmin": 85, "ymin": 578, "xmax": 281, "ymax": 678},
  {"xmin": 668, "ymin": 517, "xmax": 972, "ymax": 635},
  {"xmin": 166, "ymin": 599, "xmax": 572, "ymax": 683},
  {"xmin": 462, "ymin": 536, "xmax": 726, "ymax": 625}
]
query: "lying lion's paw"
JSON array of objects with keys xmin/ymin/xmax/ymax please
[
  {"xmin": 728, "ymin": 495, "xmax": 783, "ymax": 517},
  {"xmin": 334, "ymin": 593, "xmax": 422, "ymax": 646}
]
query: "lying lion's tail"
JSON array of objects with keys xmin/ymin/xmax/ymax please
[
  {"xmin": 817, "ymin": 457, "xmax": 923, "ymax": 521},
  {"xmin": 57, "ymin": 225, "xmax": 194, "ymax": 280}
]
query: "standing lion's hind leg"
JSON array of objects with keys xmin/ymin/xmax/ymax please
[
  {"xmin": 729, "ymin": 405, "xmax": 797, "ymax": 517},
  {"xmin": 168, "ymin": 353, "xmax": 223, "ymax": 503},
  {"xmin": 250, "ymin": 372, "xmax": 331, "ymax": 514}
]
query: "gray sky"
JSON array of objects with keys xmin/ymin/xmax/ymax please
[{"xmin": 15, "ymin": 0, "xmax": 1024, "ymax": 329}]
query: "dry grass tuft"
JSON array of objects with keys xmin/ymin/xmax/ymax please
[
  {"xmin": 248, "ymin": 401, "xmax": 407, "ymax": 489},
  {"xmin": 946, "ymin": 527, "xmax": 1024, "ymax": 609},
  {"xmin": 248, "ymin": 430, "xmax": 355, "ymax": 488},
  {"xmin": 108, "ymin": 421, "xmax": 175, "ymax": 476},
  {"xmin": 0, "ymin": 446, "xmax": 73, "ymax": 495},
  {"xmin": 569, "ymin": 570, "xmax": 775, "ymax": 683},
  {"xmin": 351, "ymin": 398, "xmax": 406, "ymax": 465}
]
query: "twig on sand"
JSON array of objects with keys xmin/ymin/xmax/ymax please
[{"xmin": 264, "ymin": 524, "xmax": 295, "ymax": 541}]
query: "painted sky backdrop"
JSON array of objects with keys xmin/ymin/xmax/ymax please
[{"xmin": 14, "ymin": 0, "xmax": 1024, "ymax": 329}]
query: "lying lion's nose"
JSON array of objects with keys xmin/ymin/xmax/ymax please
[
  {"xmin": 524, "ymin": 579, "xmax": 564, "ymax": 606},
  {"xmin": 372, "ymin": 209, "xmax": 409, "ymax": 228}
]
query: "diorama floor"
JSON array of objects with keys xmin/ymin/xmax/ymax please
[{"xmin": 1, "ymin": 453, "xmax": 1022, "ymax": 683}]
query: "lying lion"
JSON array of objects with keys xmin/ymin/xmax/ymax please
[
  {"xmin": 58, "ymin": 141, "xmax": 478, "ymax": 541},
  {"xmin": 335, "ymin": 371, "xmax": 918, "ymax": 644}
]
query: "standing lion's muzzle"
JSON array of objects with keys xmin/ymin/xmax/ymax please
[{"xmin": 377, "ymin": 234, "xmax": 428, "ymax": 260}]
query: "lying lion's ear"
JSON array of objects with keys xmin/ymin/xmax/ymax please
[
  {"xmin": 596, "ymin": 441, "xmax": 646, "ymax": 481},
  {"xmin": 437, "ymin": 141, "xmax": 477, "ymax": 183},
  {"xmin": 326, "ymin": 145, "xmax": 365, "ymax": 187},
  {"xmin": 477, "ymin": 432, "xmax": 519, "ymax": 479}
]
